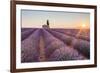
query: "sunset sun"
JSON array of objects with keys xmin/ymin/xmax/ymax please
[{"xmin": 82, "ymin": 24, "xmax": 86, "ymax": 28}]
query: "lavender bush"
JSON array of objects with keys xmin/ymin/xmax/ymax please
[
  {"xmin": 21, "ymin": 28, "xmax": 36, "ymax": 41},
  {"xmin": 72, "ymin": 39, "xmax": 90, "ymax": 59},
  {"xmin": 21, "ymin": 29, "xmax": 41, "ymax": 62}
]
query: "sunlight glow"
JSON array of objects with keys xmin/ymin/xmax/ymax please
[{"xmin": 81, "ymin": 24, "xmax": 87, "ymax": 28}]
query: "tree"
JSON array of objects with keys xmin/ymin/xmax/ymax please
[{"xmin": 47, "ymin": 20, "xmax": 49, "ymax": 26}]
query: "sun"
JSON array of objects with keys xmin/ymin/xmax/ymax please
[{"xmin": 81, "ymin": 24, "xmax": 86, "ymax": 28}]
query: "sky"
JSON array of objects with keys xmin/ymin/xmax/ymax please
[{"xmin": 21, "ymin": 9, "xmax": 90, "ymax": 29}]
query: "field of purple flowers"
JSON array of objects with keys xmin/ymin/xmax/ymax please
[{"xmin": 21, "ymin": 28, "xmax": 90, "ymax": 63}]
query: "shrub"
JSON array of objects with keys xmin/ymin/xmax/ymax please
[{"xmin": 73, "ymin": 39, "xmax": 90, "ymax": 59}]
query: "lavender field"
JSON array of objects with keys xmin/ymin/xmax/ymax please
[{"xmin": 21, "ymin": 28, "xmax": 90, "ymax": 63}]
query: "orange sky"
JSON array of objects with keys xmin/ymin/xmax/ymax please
[{"xmin": 22, "ymin": 10, "xmax": 90, "ymax": 29}]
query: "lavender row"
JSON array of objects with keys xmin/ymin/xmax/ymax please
[
  {"xmin": 21, "ymin": 28, "xmax": 36, "ymax": 41},
  {"xmin": 21, "ymin": 28, "xmax": 36, "ymax": 32},
  {"xmin": 42, "ymin": 29, "xmax": 65, "ymax": 58},
  {"xmin": 42, "ymin": 29, "xmax": 86, "ymax": 61},
  {"xmin": 46, "ymin": 29, "xmax": 90, "ymax": 59},
  {"xmin": 46, "ymin": 29, "xmax": 74, "ymax": 46},
  {"xmin": 52, "ymin": 29, "xmax": 90, "ymax": 41},
  {"xmin": 21, "ymin": 29, "xmax": 41, "ymax": 63}
]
